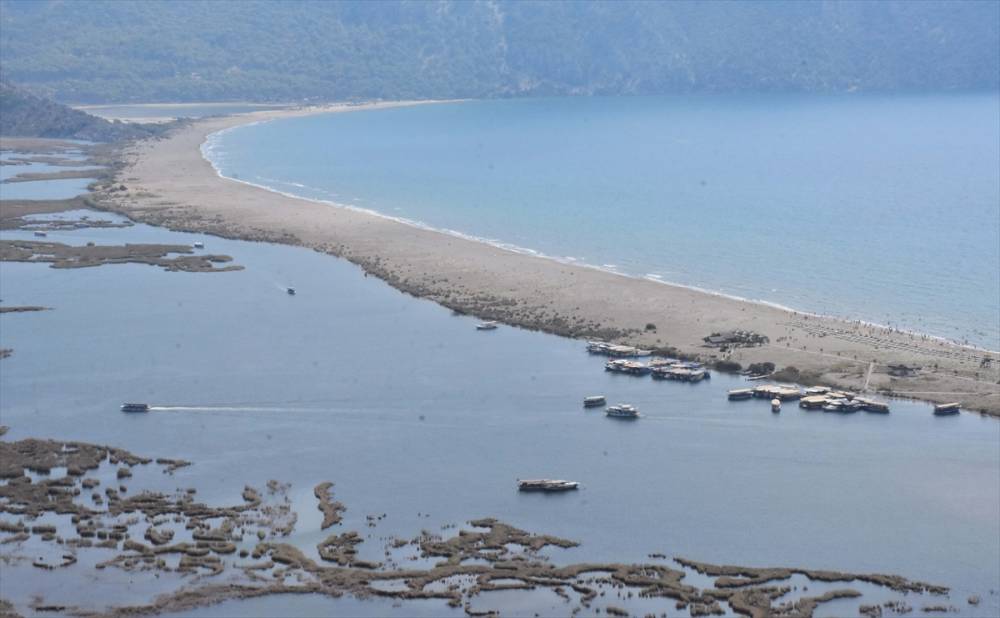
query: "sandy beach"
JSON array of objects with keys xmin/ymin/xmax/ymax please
[{"xmin": 92, "ymin": 103, "xmax": 1000, "ymax": 416}]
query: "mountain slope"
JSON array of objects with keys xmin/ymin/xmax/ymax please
[
  {"xmin": 0, "ymin": 81, "xmax": 162, "ymax": 140},
  {"xmin": 0, "ymin": 0, "xmax": 996, "ymax": 103}
]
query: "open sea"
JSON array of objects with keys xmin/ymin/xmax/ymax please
[{"xmin": 206, "ymin": 94, "xmax": 1000, "ymax": 350}]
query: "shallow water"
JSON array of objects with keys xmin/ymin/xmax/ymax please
[
  {"xmin": 1, "ymin": 209, "xmax": 997, "ymax": 615},
  {"xmin": 0, "ymin": 153, "xmax": 97, "ymax": 199},
  {"xmin": 207, "ymin": 94, "xmax": 1000, "ymax": 349}
]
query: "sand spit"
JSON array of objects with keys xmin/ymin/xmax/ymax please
[
  {"xmin": 86, "ymin": 104, "xmax": 1000, "ymax": 416},
  {"xmin": 0, "ymin": 239, "xmax": 242, "ymax": 273},
  {"xmin": 0, "ymin": 435, "xmax": 959, "ymax": 618}
]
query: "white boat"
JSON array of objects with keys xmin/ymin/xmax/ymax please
[
  {"xmin": 771, "ymin": 398, "xmax": 781, "ymax": 413},
  {"xmin": 605, "ymin": 359, "xmax": 650, "ymax": 375},
  {"xmin": 586, "ymin": 342, "xmax": 651, "ymax": 357},
  {"xmin": 605, "ymin": 404, "xmax": 639, "ymax": 419},
  {"xmin": 518, "ymin": 479, "xmax": 579, "ymax": 492},
  {"xmin": 193, "ymin": 242, "xmax": 204, "ymax": 249},
  {"xmin": 583, "ymin": 395, "xmax": 606, "ymax": 408},
  {"xmin": 476, "ymin": 321, "xmax": 498, "ymax": 331},
  {"xmin": 120, "ymin": 403, "xmax": 150, "ymax": 413}
]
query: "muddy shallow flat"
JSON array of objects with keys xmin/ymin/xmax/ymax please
[
  {"xmin": 0, "ymin": 239, "xmax": 242, "ymax": 272},
  {"xmin": 0, "ymin": 435, "xmax": 958, "ymax": 618}
]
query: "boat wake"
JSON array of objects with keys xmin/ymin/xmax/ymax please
[{"xmin": 149, "ymin": 405, "xmax": 320, "ymax": 413}]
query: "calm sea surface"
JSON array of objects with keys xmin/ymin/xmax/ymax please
[
  {"xmin": 1, "ymin": 177, "xmax": 998, "ymax": 615},
  {"xmin": 207, "ymin": 94, "xmax": 1000, "ymax": 349}
]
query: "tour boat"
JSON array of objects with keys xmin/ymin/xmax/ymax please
[
  {"xmin": 728, "ymin": 388, "xmax": 754, "ymax": 401},
  {"xmin": 856, "ymin": 398, "xmax": 890, "ymax": 414},
  {"xmin": 933, "ymin": 403, "xmax": 960, "ymax": 416},
  {"xmin": 518, "ymin": 479, "xmax": 580, "ymax": 492},
  {"xmin": 605, "ymin": 359, "xmax": 650, "ymax": 375},
  {"xmin": 120, "ymin": 403, "xmax": 150, "ymax": 413},
  {"xmin": 799, "ymin": 395, "xmax": 828, "ymax": 410},
  {"xmin": 605, "ymin": 404, "xmax": 639, "ymax": 419},
  {"xmin": 583, "ymin": 395, "xmax": 606, "ymax": 408}
]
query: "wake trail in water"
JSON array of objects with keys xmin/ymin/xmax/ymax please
[{"xmin": 149, "ymin": 405, "xmax": 324, "ymax": 413}]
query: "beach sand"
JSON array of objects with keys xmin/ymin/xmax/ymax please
[{"xmin": 91, "ymin": 103, "xmax": 999, "ymax": 416}]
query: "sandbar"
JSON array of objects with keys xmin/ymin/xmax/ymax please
[{"xmin": 90, "ymin": 103, "xmax": 999, "ymax": 416}]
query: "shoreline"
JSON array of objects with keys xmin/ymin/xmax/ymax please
[
  {"xmin": 202, "ymin": 133, "xmax": 998, "ymax": 356},
  {"xmin": 203, "ymin": 145, "xmax": 1000, "ymax": 357},
  {"xmin": 90, "ymin": 102, "xmax": 999, "ymax": 416}
]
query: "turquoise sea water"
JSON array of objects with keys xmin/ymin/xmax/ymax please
[{"xmin": 207, "ymin": 94, "xmax": 1000, "ymax": 349}]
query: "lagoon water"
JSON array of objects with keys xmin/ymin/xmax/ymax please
[
  {"xmin": 0, "ymin": 150, "xmax": 97, "ymax": 200},
  {"xmin": 208, "ymin": 94, "xmax": 1000, "ymax": 350},
  {"xmin": 1, "ymin": 199, "xmax": 998, "ymax": 615}
]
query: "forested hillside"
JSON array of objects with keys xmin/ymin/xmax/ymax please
[
  {"xmin": 1, "ymin": 0, "xmax": 997, "ymax": 103},
  {"xmin": 0, "ymin": 81, "xmax": 163, "ymax": 140}
]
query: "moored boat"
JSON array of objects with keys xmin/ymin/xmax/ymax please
[
  {"xmin": 476, "ymin": 321, "xmax": 498, "ymax": 330},
  {"xmin": 605, "ymin": 359, "xmax": 650, "ymax": 375},
  {"xmin": 605, "ymin": 404, "xmax": 639, "ymax": 419},
  {"xmin": 518, "ymin": 479, "xmax": 579, "ymax": 492},
  {"xmin": 728, "ymin": 388, "xmax": 753, "ymax": 401},
  {"xmin": 752, "ymin": 384, "xmax": 802, "ymax": 400},
  {"xmin": 855, "ymin": 397, "xmax": 890, "ymax": 414},
  {"xmin": 822, "ymin": 399, "xmax": 849, "ymax": 413},
  {"xmin": 799, "ymin": 395, "xmax": 828, "ymax": 410},
  {"xmin": 583, "ymin": 395, "xmax": 606, "ymax": 408},
  {"xmin": 120, "ymin": 403, "xmax": 150, "ymax": 413},
  {"xmin": 586, "ymin": 342, "xmax": 651, "ymax": 357},
  {"xmin": 933, "ymin": 402, "xmax": 960, "ymax": 416}
]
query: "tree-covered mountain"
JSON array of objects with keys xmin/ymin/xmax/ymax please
[
  {"xmin": 0, "ymin": 81, "xmax": 163, "ymax": 140},
  {"xmin": 0, "ymin": 0, "xmax": 996, "ymax": 103}
]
